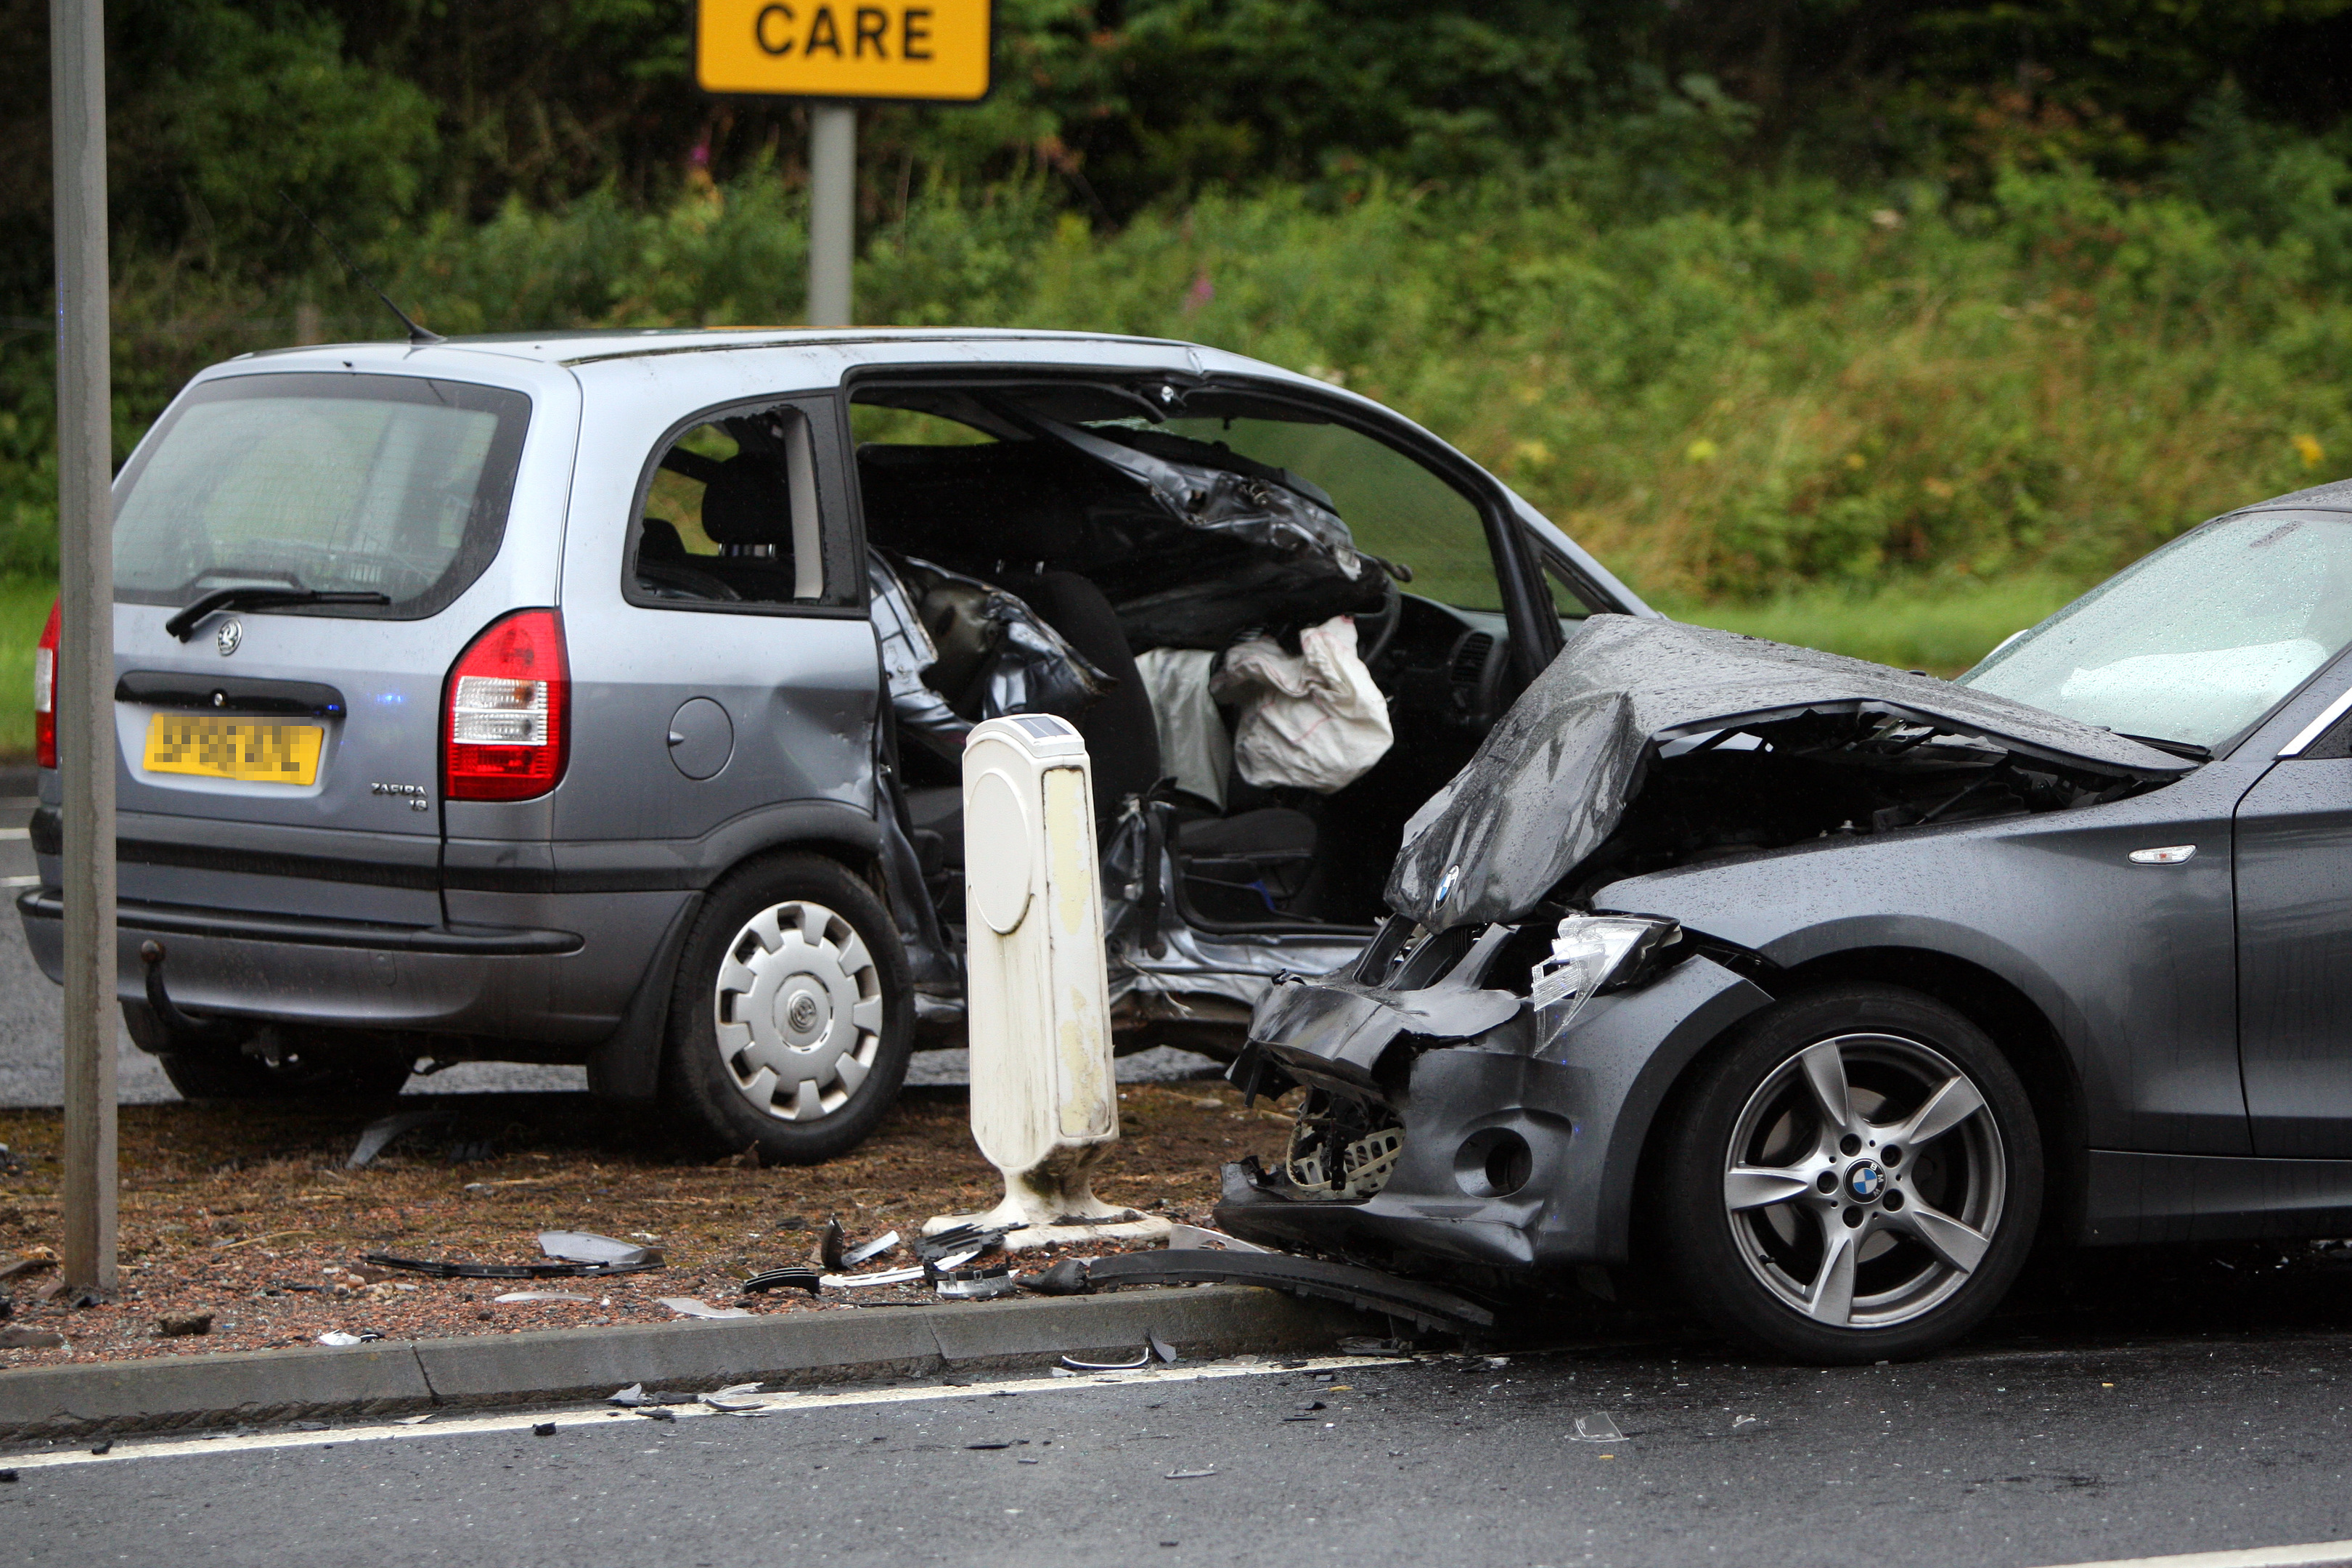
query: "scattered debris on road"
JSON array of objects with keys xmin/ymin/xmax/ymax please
[
  {"xmin": 346, "ymin": 1110, "xmax": 454, "ymax": 1171},
  {"xmin": 538, "ymin": 1230, "xmax": 663, "ymax": 1268},
  {"xmin": 739, "ymin": 1267, "xmax": 822, "ymax": 1297},
  {"xmin": 0, "ymin": 1083, "xmax": 1285, "ymax": 1369}
]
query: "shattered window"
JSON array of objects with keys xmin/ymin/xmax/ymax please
[
  {"xmin": 1960, "ymin": 510, "xmax": 2352, "ymax": 748},
  {"xmin": 1154, "ymin": 417, "xmax": 1500, "ymax": 609}
]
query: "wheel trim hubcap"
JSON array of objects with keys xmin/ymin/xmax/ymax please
[
  {"xmin": 1721, "ymin": 1032, "xmax": 2006, "ymax": 1331},
  {"xmin": 712, "ymin": 899, "xmax": 885, "ymax": 1123}
]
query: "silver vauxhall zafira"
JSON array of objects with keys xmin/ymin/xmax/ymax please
[{"xmin": 20, "ymin": 328, "xmax": 1646, "ymax": 1161}]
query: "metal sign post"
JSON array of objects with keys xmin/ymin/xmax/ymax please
[
  {"xmin": 695, "ymin": 0, "xmax": 994, "ymax": 327},
  {"xmin": 50, "ymin": 0, "xmax": 118, "ymax": 1292}
]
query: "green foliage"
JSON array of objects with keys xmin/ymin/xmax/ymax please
[
  {"xmin": 1659, "ymin": 574, "xmax": 2092, "ymax": 674},
  {"xmin": 0, "ymin": 575, "xmax": 56, "ymax": 756}
]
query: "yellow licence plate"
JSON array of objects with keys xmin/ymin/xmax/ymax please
[{"xmin": 143, "ymin": 715, "xmax": 324, "ymax": 785}]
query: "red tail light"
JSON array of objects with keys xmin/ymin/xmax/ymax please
[
  {"xmin": 33, "ymin": 597, "xmax": 60, "ymax": 771},
  {"xmin": 443, "ymin": 608, "xmax": 569, "ymax": 802}
]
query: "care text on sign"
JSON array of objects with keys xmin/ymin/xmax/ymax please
[{"xmin": 697, "ymin": 0, "xmax": 990, "ymax": 100}]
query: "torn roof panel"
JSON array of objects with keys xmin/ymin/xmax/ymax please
[{"xmin": 1387, "ymin": 616, "xmax": 2196, "ymax": 931}]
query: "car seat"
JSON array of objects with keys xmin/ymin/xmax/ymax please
[
  {"xmin": 698, "ymin": 456, "xmax": 799, "ymax": 598},
  {"xmin": 903, "ymin": 568, "xmax": 1319, "ymax": 922}
]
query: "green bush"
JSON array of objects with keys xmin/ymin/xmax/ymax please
[{"xmin": 10, "ymin": 147, "xmax": 2352, "ymax": 624}]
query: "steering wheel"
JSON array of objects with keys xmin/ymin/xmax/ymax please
[{"xmin": 1357, "ymin": 573, "xmax": 1404, "ymax": 667}]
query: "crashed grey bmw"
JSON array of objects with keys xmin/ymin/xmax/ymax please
[{"xmin": 1221, "ymin": 482, "xmax": 2352, "ymax": 1362}]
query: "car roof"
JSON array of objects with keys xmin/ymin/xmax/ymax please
[{"xmin": 233, "ymin": 325, "xmax": 1201, "ymax": 368}]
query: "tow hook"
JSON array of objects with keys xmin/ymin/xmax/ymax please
[{"xmin": 139, "ymin": 939, "xmax": 244, "ymax": 1048}]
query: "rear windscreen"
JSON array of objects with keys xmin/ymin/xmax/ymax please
[{"xmin": 114, "ymin": 372, "xmax": 531, "ymax": 619}]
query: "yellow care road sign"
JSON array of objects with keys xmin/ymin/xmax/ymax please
[{"xmin": 697, "ymin": 0, "xmax": 991, "ymax": 101}]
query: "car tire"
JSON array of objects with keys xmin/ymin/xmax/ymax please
[
  {"xmin": 659, "ymin": 853, "xmax": 912, "ymax": 1164},
  {"xmin": 128, "ymin": 1004, "xmax": 414, "ymax": 1101},
  {"xmin": 1651, "ymin": 982, "xmax": 2042, "ymax": 1363}
]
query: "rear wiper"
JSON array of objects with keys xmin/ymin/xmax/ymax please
[
  {"xmin": 166, "ymin": 587, "xmax": 391, "ymax": 642},
  {"xmin": 2116, "ymin": 731, "xmax": 2213, "ymax": 762}
]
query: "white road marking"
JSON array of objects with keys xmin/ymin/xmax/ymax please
[
  {"xmin": 0, "ymin": 874, "xmax": 41, "ymax": 888},
  {"xmin": 2037, "ymin": 1544, "xmax": 2352, "ymax": 1568},
  {"xmin": 0, "ymin": 1353, "xmax": 1408, "ymax": 1474},
  {"xmin": 0, "ymin": 828, "xmax": 30, "ymax": 839}
]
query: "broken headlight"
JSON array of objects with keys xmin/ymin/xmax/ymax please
[{"xmin": 1529, "ymin": 915, "xmax": 1683, "ymax": 1042}]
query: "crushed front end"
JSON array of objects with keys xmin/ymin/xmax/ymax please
[{"xmin": 1216, "ymin": 910, "xmax": 1772, "ymax": 1275}]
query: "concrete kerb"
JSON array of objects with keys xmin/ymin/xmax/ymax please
[{"xmin": 0, "ymin": 1285, "xmax": 1376, "ymax": 1444}]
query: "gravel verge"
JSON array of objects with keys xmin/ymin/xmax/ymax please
[{"xmin": 0, "ymin": 1080, "xmax": 1299, "ymax": 1370}]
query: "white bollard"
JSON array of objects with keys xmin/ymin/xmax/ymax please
[{"xmin": 923, "ymin": 714, "xmax": 1170, "ymax": 1251}]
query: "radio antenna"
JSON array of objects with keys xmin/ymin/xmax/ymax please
[{"xmin": 278, "ymin": 191, "xmax": 444, "ymax": 346}]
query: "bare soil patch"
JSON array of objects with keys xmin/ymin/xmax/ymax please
[{"xmin": 0, "ymin": 1082, "xmax": 1297, "ymax": 1370}]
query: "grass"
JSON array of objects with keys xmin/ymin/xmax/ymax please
[
  {"xmin": 1658, "ymin": 573, "xmax": 2093, "ymax": 675},
  {"xmin": 0, "ymin": 576, "xmax": 53, "ymax": 761}
]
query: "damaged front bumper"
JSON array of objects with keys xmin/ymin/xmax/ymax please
[{"xmin": 1216, "ymin": 919, "xmax": 1775, "ymax": 1273}]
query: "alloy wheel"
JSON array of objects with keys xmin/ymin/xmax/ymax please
[
  {"xmin": 1720, "ymin": 1032, "xmax": 2007, "ymax": 1330},
  {"xmin": 711, "ymin": 899, "xmax": 884, "ymax": 1123}
]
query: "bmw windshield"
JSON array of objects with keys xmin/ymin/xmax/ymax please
[{"xmin": 1958, "ymin": 510, "xmax": 2352, "ymax": 751}]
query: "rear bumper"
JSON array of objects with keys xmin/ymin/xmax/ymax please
[
  {"xmin": 17, "ymin": 888, "xmax": 580, "ymax": 955},
  {"xmin": 17, "ymin": 887, "xmax": 677, "ymax": 1049}
]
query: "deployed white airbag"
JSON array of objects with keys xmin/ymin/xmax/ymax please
[{"xmin": 1212, "ymin": 616, "xmax": 1393, "ymax": 794}]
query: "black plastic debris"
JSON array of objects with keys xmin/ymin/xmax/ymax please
[
  {"xmin": 0, "ymin": 1291, "xmax": 11, "ymax": 1322},
  {"xmin": 0, "ymin": 1469, "xmax": 16, "ymax": 1482},
  {"xmin": 1061, "ymin": 1349, "xmax": 1153, "ymax": 1372},
  {"xmin": 1018, "ymin": 1258, "xmax": 1093, "ymax": 1296},
  {"xmin": 532, "ymin": 1422, "xmax": 557, "ymax": 1437},
  {"xmin": 741, "ymin": 1267, "xmax": 822, "ymax": 1297},
  {"xmin": 965, "ymin": 1440, "xmax": 1019, "ymax": 1450},
  {"xmin": 1077, "ymin": 1251, "xmax": 1495, "ymax": 1334},
  {"xmin": 89, "ymin": 1440, "xmax": 111, "ymax": 1455},
  {"xmin": 914, "ymin": 1224, "xmax": 1010, "ymax": 1267},
  {"xmin": 539, "ymin": 1231, "xmax": 663, "ymax": 1268},
  {"xmin": 820, "ymin": 1217, "xmax": 848, "ymax": 1272},
  {"xmin": 346, "ymin": 1108, "xmax": 454, "ymax": 1171},
  {"xmin": 364, "ymin": 1252, "xmax": 660, "ymax": 1281},
  {"xmin": 639, "ymin": 1408, "xmax": 677, "ymax": 1423}
]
